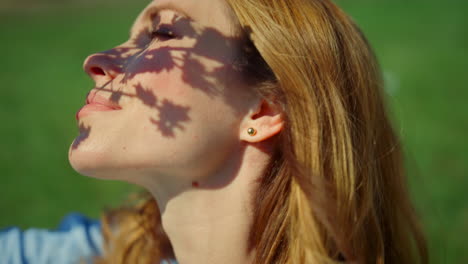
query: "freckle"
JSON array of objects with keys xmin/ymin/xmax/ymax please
[{"xmin": 192, "ymin": 181, "xmax": 199, "ymax": 188}]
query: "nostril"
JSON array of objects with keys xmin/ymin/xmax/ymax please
[{"xmin": 90, "ymin": 67, "xmax": 106, "ymax": 76}]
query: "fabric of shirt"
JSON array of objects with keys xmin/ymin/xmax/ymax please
[
  {"xmin": 0, "ymin": 213, "xmax": 102, "ymax": 264},
  {"xmin": 0, "ymin": 213, "xmax": 179, "ymax": 264}
]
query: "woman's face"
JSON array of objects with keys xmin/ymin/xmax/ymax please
[{"xmin": 69, "ymin": 0, "xmax": 257, "ymax": 182}]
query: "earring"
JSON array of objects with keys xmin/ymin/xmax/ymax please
[{"xmin": 247, "ymin": 127, "xmax": 257, "ymax": 136}]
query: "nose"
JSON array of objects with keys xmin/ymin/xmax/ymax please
[{"xmin": 83, "ymin": 49, "xmax": 125, "ymax": 86}]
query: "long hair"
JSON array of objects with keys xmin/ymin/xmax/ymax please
[{"xmin": 95, "ymin": 0, "xmax": 428, "ymax": 263}]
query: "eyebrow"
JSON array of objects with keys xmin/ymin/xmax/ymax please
[
  {"xmin": 144, "ymin": 3, "xmax": 194, "ymax": 22},
  {"xmin": 130, "ymin": 2, "xmax": 195, "ymax": 36}
]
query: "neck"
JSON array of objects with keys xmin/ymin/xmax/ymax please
[{"xmin": 147, "ymin": 144, "xmax": 270, "ymax": 264}]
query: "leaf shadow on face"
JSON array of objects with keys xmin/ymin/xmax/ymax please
[
  {"xmin": 135, "ymin": 83, "xmax": 191, "ymax": 138},
  {"xmin": 71, "ymin": 123, "xmax": 91, "ymax": 150},
  {"xmin": 84, "ymin": 13, "xmax": 256, "ymax": 139},
  {"xmin": 74, "ymin": 13, "xmax": 269, "ymax": 192},
  {"xmin": 122, "ymin": 15, "xmax": 247, "ymax": 99}
]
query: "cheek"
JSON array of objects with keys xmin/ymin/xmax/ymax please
[
  {"xmin": 127, "ymin": 56, "xmax": 219, "ymax": 109},
  {"xmin": 126, "ymin": 46, "xmax": 177, "ymax": 78},
  {"xmin": 125, "ymin": 87, "xmax": 240, "ymax": 178},
  {"xmin": 68, "ymin": 115, "xmax": 136, "ymax": 179}
]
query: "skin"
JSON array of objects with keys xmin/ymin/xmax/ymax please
[{"xmin": 69, "ymin": 0, "xmax": 283, "ymax": 263}]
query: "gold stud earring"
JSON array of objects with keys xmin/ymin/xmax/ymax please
[{"xmin": 247, "ymin": 128, "xmax": 257, "ymax": 136}]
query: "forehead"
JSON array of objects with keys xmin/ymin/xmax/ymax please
[{"xmin": 137, "ymin": 0, "xmax": 239, "ymax": 35}]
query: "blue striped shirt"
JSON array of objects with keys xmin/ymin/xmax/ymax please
[{"xmin": 0, "ymin": 213, "xmax": 177, "ymax": 264}]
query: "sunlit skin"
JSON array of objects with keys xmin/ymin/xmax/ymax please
[{"xmin": 69, "ymin": 0, "xmax": 283, "ymax": 263}]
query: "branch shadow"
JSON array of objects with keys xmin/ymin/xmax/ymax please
[
  {"xmin": 74, "ymin": 12, "xmax": 266, "ymax": 190},
  {"xmin": 134, "ymin": 83, "xmax": 191, "ymax": 138},
  {"xmin": 71, "ymin": 123, "xmax": 91, "ymax": 150},
  {"xmin": 69, "ymin": 15, "xmax": 288, "ymax": 240},
  {"xmin": 82, "ymin": 13, "xmax": 257, "ymax": 139}
]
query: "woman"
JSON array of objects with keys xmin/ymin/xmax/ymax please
[{"xmin": 68, "ymin": 0, "xmax": 428, "ymax": 263}]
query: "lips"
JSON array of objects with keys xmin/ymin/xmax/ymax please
[
  {"xmin": 76, "ymin": 90, "xmax": 122, "ymax": 120},
  {"xmin": 86, "ymin": 91, "xmax": 122, "ymax": 109}
]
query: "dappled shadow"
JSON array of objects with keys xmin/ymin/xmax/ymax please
[
  {"xmin": 150, "ymin": 99, "xmax": 190, "ymax": 137},
  {"xmin": 70, "ymin": 9, "xmax": 272, "ymax": 208},
  {"xmin": 83, "ymin": 12, "xmax": 255, "ymax": 108},
  {"xmin": 87, "ymin": 82, "xmax": 191, "ymax": 137},
  {"xmin": 134, "ymin": 83, "xmax": 191, "ymax": 137},
  {"xmin": 71, "ymin": 123, "xmax": 91, "ymax": 150},
  {"xmin": 76, "ymin": 10, "xmax": 264, "ymax": 153},
  {"xmin": 109, "ymin": 89, "xmax": 123, "ymax": 103},
  {"xmin": 135, "ymin": 82, "xmax": 157, "ymax": 107}
]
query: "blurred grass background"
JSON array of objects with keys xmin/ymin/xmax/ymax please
[{"xmin": 0, "ymin": 0, "xmax": 466, "ymax": 263}]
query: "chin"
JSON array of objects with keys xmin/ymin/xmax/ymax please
[
  {"xmin": 68, "ymin": 141, "xmax": 119, "ymax": 180},
  {"xmin": 68, "ymin": 139, "xmax": 158, "ymax": 184}
]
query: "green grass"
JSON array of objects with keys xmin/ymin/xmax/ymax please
[
  {"xmin": 1, "ymin": 1, "xmax": 467, "ymax": 263},
  {"xmin": 0, "ymin": 4, "xmax": 145, "ymax": 228}
]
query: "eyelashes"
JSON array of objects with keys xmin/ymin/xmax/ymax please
[{"xmin": 150, "ymin": 26, "xmax": 177, "ymax": 41}]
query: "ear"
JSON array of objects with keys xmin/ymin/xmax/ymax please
[{"xmin": 240, "ymin": 99, "xmax": 284, "ymax": 143}]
